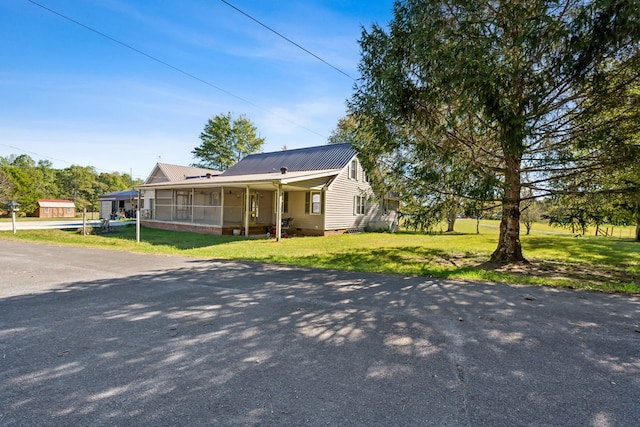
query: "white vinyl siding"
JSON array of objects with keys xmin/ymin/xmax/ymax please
[{"xmin": 325, "ymin": 161, "xmax": 381, "ymax": 230}]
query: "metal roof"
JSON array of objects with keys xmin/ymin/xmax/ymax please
[
  {"xmin": 222, "ymin": 143, "xmax": 356, "ymax": 176},
  {"xmin": 137, "ymin": 169, "xmax": 341, "ymax": 192},
  {"xmin": 38, "ymin": 200, "xmax": 75, "ymax": 208},
  {"xmin": 145, "ymin": 163, "xmax": 220, "ymax": 184},
  {"xmin": 99, "ymin": 190, "xmax": 139, "ymax": 200}
]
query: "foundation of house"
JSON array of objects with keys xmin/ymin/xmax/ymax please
[{"xmin": 140, "ymin": 220, "xmax": 353, "ymax": 237}]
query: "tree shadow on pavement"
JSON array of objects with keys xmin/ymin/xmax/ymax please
[{"xmin": 1, "ymin": 260, "xmax": 639, "ymax": 426}]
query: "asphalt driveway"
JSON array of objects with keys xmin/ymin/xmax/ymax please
[
  {"xmin": 1, "ymin": 240, "xmax": 638, "ymax": 426},
  {"xmin": 0, "ymin": 219, "xmax": 128, "ymax": 232}
]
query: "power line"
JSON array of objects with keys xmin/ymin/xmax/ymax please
[
  {"xmin": 0, "ymin": 143, "xmax": 146, "ymax": 177},
  {"xmin": 27, "ymin": 0, "xmax": 254, "ymax": 106},
  {"xmin": 26, "ymin": 0, "xmax": 329, "ymax": 140},
  {"xmin": 219, "ymin": 0, "xmax": 355, "ymax": 81},
  {"xmin": 0, "ymin": 144, "xmax": 73, "ymax": 167}
]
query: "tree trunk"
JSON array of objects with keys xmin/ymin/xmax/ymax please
[
  {"xmin": 491, "ymin": 155, "xmax": 526, "ymax": 263},
  {"xmin": 446, "ymin": 208, "xmax": 456, "ymax": 232},
  {"xmin": 636, "ymin": 216, "xmax": 640, "ymax": 242}
]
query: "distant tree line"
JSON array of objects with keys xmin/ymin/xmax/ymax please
[{"xmin": 0, "ymin": 154, "xmax": 142, "ymax": 216}]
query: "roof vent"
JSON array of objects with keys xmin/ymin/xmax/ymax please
[{"xmin": 280, "ymin": 167, "xmax": 288, "ymax": 174}]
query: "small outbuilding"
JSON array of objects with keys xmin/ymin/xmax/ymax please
[
  {"xmin": 99, "ymin": 190, "xmax": 141, "ymax": 219},
  {"xmin": 33, "ymin": 199, "xmax": 76, "ymax": 218}
]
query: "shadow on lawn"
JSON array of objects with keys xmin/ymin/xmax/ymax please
[
  {"xmin": 273, "ymin": 244, "xmax": 639, "ymax": 293},
  {"xmin": 264, "ymin": 245, "xmax": 492, "ymax": 278},
  {"xmin": 523, "ymin": 234, "xmax": 639, "ymax": 268},
  {"xmin": 86, "ymin": 227, "xmax": 640, "ymax": 291},
  {"xmin": 96, "ymin": 225, "xmax": 245, "ymax": 250}
]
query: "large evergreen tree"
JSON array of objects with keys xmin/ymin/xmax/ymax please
[{"xmin": 349, "ymin": 0, "xmax": 640, "ymax": 262}]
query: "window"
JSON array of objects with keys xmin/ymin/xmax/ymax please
[
  {"xmin": 311, "ymin": 192, "xmax": 322, "ymax": 214},
  {"xmin": 66, "ymin": 207, "xmax": 72, "ymax": 213},
  {"xmin": 350, "ymin": 160, "xmax": 357, "ymax": 180},
  {"xmin": 354, "ymin": 195, "xmax": 365, "ymax": 215},
  {"xmin": 44, "ymin": 207, "xmax": 49, "ymax": 213},
  {"xmin": 275, "ymin": 192, "xmax": 289, "ymax": 213},
  {"xmin": 305, "ymin": 191, "xmax": 323, "ymax": 215}
]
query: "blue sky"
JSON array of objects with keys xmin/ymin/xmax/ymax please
[{"xmin": 0, "ymin": 0, "xmax": 394, "ymax": 179}]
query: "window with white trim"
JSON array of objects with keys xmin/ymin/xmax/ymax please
[
  {"xmin": 354, "ymin": 195, "xmax": 365, "ymax": 215},
  {"xmin": 350, "ymin": 160, "xmax": 357, "ymax": 180},
  {"xmin": 305, "ymin": 191, "xmax": 323, "ymax": 215},
  {"xmin": 311, "ymin": 192, "xmax": 322, "ymax": 214}
]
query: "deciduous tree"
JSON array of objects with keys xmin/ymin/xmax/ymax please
[
  {"xmin": 328, "ymin": 115, "xmax": 358, "ymax": 145},
  {"xmin": 192, "ymin": 113, "xmax": 265, "ymax": 170},
  {"xmin": 58, "ymin": 165, "xmax": 99, "ymax": 210}
]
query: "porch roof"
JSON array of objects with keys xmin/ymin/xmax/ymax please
[
  {"xmin": 135, "ymin": 169, "xmax": 341, "ymax": 192},
  {"xmin": 99, "ymin": 190, "xmax": 139, "ymax": 201}
]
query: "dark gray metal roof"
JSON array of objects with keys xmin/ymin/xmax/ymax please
[
  {"xmin": 222, "ymin": 143, "xmax": 356, "ymax": 176},
  {"xmin": 99, "ymin": 190, "xmax": 139, "ymax": 200}
]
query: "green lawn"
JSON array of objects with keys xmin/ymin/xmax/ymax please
[{"xmin": 1, "ymin": 218, "xmax": 638, "ymax": 294}]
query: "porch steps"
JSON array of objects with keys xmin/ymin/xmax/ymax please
[{"xmin": 224, "ymin": 225, "xmax": 270, "ymax": 236}]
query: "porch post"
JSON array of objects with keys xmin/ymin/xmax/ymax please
[
  {"xmin": 244, "ymin": 186, "xmax": 250, "ymax": 237},
  {"xmin": 191, "ymin": 188, "xmax": 195, "ymax": 223},
  {"xmin": 220, "ymin": 187, "xmax": 225, "ymax": 227},
  {"xmin": 276, "ymin": 183, "xmax": 283, "ymax": 242},
  {"xmin": 136, "ymin": 189, "xmax": 141, "ymax": 243}
]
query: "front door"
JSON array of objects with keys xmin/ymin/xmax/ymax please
[{"xmin": 249, "ymin": 191, "xmax": 259, "ymax": 224}]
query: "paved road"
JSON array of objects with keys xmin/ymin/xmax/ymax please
[
  {"xmin": 1, "ymin": 240, "xmax": 638, "ymax": 426},
  {"xmin": 0, "ymin": 219, "xmax": 131, "ymax": 231}
]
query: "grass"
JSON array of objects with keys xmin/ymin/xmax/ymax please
[{"xmin": 0, "ymin": 219, "xmax": 638, "ymax": 294}]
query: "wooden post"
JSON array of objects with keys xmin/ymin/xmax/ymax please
[
  {"xmin": 220, "ymin": 187, "xmax": 225, "ymax": 227},
  {"xmin": 244, "ymin": 186, "xmax": 250, "ymax": 237},
  {"xmin": 276, "ymin": 184, "xmax": 283, "ymax": 242},
  {"xmin": 136, "ymin": 190, "xmax": 141, "ymax": 243},
  {"xmin": 82, "ymin": 208, "xmax": 87, "ymax": 235}
]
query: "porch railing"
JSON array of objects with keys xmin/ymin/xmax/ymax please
[{"xmin": 140, "ymin": 204, "xmax": 243, "ymax": 226}]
